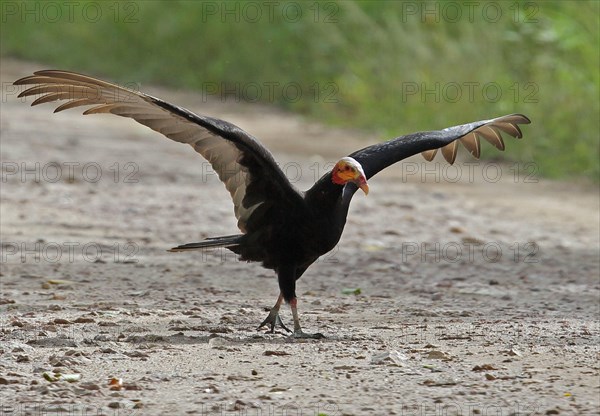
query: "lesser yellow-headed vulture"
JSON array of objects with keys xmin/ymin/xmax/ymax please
[{"xmin": 14, "ymin": 71, "xmax": 530, "ymax": 338}]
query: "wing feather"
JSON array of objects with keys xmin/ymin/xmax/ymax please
[
  {"xmin": 441, "ymin": 140, "xmax": 459, "ymax": 164},
  {"xmin": 14, "ymin": 70, "xmax": 303, "ymax": 233},
  {"xmin": 476, "ymin": 126, "xmax": 505, "ymax": 151},
  {"xmin": 421, "ymin": 149, "xmax": 438, "ymax": 161},
  {"xmin": 344, "ymin": 114, "xmax": 530, "ymax": 180},
  {"xmin": 459, "ymin": 132, "xmax": 480, "ymax": 159}
]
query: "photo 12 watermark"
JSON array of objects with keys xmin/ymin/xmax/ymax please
[
  {"xmin": 399, "ymin": 1, "xmax": 539, "ymax": 24},
  {"xmin": 196, "ymin": 160, "xmax": 332, "ymax": 186},
  {"xmin": 200, "ymin": 81, "xmax": 339, "ymax": 104},
  {"xmin": 400, "ymin": 81, "xmax": 539, "ymax": 104},
  {"xmin": 396, "ymin": 318, "xmax": 598, "ymax": 347},
  {"xmin": 0, "ymin": 401, "xmax": 340, "ymax": 416},
  {"xmin": 190, "ymin": 245, "xmax": 340, "ymax": 265},
  {"xmin": 1, "ymin": 1, "xmax": 140, "ymax": 24},
  {"xmin": 1, "ymin": 161, "xmax": 140, "ymax": 184},
  {"xmin": 397, "ymin": 400, "xmax": 541, "ymax": 416},
  {"xmin": 1, "ymin": 241, "xmax": 139, "ymax": 264},
  {"xmin": 399, "ymin": 241, "xmax": 540, "ymax": 264},
  {"xmin": 199, "ymin": 1, "xmax": 339, "ymax": 23},
  {"xmin": 0, "ymin": 403, "xmax": 141, "ymax": 416},
  {"xmin": 399, "ymin": 162, "xmax": 539, "ymax": 184}
]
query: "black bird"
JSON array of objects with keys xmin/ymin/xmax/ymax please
[{"xmin": 14, "ymin": 71, "xmax": 530, "ymax": 338}]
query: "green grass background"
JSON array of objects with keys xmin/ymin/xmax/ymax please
[{"xmin": 2, "ymin": 0, "xmax": 598, "ymax": 179}]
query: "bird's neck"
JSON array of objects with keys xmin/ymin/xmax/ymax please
[{"xmin": 305, "ymin": 174, "xmax": 355, "ymax": 226}]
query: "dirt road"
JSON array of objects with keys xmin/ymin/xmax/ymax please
[{"xmin": 1, "ymin": 60, "xmax": 599, "ymax": 415}]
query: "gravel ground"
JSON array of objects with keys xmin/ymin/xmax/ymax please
[{"xmin": 1, "ymin": 60, "xmax": 599, "ymax": 415}]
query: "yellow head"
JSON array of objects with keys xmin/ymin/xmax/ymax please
[{"xmin": 331, "ymin": 157, "xmax": 369, "ymax": 195}]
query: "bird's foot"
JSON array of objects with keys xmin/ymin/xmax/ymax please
[
  {"xmin": 257, "ymin": 309, "xmax": 291, "ymax": 334},
  {"xmin": 291, "ymin": 330, "xmax": 325, "ymax": 339}
]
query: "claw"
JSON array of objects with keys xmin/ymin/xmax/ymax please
[
  {"xmin": 257, "ymin": 294, "xmax": 324, "ymax": 338},
  {"xmin": 257, "ymin": 309, "xmax": 291, "ymax": 333}
]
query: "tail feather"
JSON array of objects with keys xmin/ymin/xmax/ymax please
[{"xmin": 168, "ymin": 234, "xmax": 242, "ymax": 252}]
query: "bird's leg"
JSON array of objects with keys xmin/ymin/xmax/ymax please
[
  {"xmin": 257, "ymin": 293, "xmax": 291, "ymax": 333},
  {"xmin": 290, "ymin": 297, "xmax": 324, "ymax": 339}
]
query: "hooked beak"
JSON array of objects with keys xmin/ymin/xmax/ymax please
[
  {"xmin": 357, "ymin": 176, "xmax": 369, "ymax": 195},
  {"xmin": 336, "ymin": 172, "xmax": 369, "ymax": 195},
  {"xmin": 342, "ymin": 168, "xmax": 368, "ymax": 195},
  {"xmin": 359, "ymin": 183, "xmax": 369, "ymax": 195}
]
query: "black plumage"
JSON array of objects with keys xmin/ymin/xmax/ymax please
[{"xmin": 14, "ymin": 71, "xmax": 530, "ymax": 337}]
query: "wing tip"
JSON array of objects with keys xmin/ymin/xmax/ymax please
[
  {"xmin": 501, "ymin": 113, "xmax": 531, "ymax": 125},
  {"xmin": 421, "ymin": 112, "xmax": 530, "ymax": 165},
  {"xmin": 514, "ymin": 113, "xmax": 531, "ymax": 124}
]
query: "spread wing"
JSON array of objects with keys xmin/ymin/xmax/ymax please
[
  {"xmin": 349, "ymin": 114, "xmax": 531, "ymax": 180},
  {"xmin": 14, "ymin": 70, "xmax": 303, "ymax": 233}
]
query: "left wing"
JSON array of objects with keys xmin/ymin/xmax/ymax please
[{"xmin": 349, "ymin": 114, "xmax": 531, "ymax": 180}]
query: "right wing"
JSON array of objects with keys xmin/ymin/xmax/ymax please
[{"xmin": 14, "ymin": 70, "xmax": 304, "ymax": 233}]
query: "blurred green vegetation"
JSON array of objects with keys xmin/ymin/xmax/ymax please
[{"xmin": 2, "ymin": 0, "xmax": 598, "ymax": 179}]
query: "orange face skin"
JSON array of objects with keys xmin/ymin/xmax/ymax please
[{"xmin": 331, "ymin": 157, "xmax": 369, "ymax": 195}]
